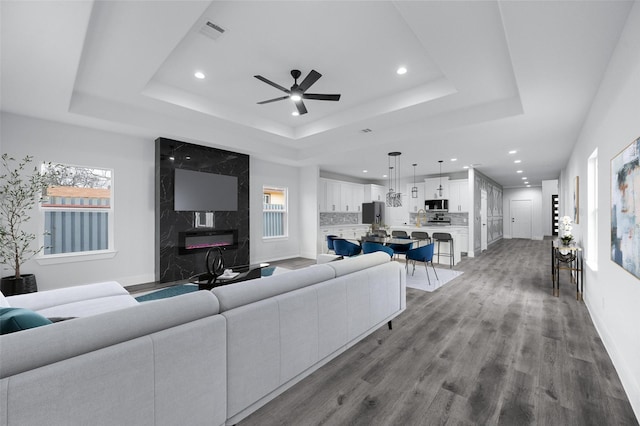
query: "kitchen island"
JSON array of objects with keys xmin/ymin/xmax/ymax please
[{"xmin": 389, "ymin": 225, "xmax": 469, "ymax": 266}]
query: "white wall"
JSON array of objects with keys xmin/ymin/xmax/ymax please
[
  {"xmin": 561, "ymin": 2, "xmax": 640, "ymax": 418},
  {"xmin": 1, "ymin": 113, "xmax": 311, "ymax": 289},
  {"xmin": 299, "ymin": 166, "xmax": 319, "ymax": 260},
  {"xmin": 502, "ymin": 187, "xmax": 543, "ymax": 240},
  {"xmin": 249, "ymin": 157, "xmax": 303, "ymax": 263},
  {"xmin": 1, "ymin": 113, "xmax": 155, "ymax": 289}
]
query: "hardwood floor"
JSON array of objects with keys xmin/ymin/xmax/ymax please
[{"xmin": 239, "ymin": 238, "xmax": 638, "ymax": 426}]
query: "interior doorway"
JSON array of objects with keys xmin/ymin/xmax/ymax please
[
  {"xmin": 481, "ymin": 190, "xmax": 488, "ymax": 251},
  {"xmin": 511, "ymin": 199, "xmax": 532, "ymax": 239},
  {"xmin": 552, "ymin": 194, "xmax": 559, "ymax": 236}
]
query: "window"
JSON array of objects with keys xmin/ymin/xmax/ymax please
[
  {"xmin": 40, "ymin": 164, "xmax": 113, "ymax": 255},
  {"xmin": 263, "ymin": 186, "xmax": 287, "ymax": 238},
  {"xmin": 587, "ymin": 148, "xmax": 598, "ymax": 268}
]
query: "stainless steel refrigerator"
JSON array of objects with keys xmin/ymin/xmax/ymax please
[{"xmin": 362, "ymin": 201, "xmax": 385, "ymax": 225}]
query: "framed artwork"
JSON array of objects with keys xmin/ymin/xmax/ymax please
[
  {"xmin": 574, "ymin": 176, "xmax": 579, "ymax": 224},
  {"xmin": 611, "ymin": 136, "xmax": 640, "ymax": 279}
]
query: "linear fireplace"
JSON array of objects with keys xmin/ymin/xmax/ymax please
[{"xmin": 178, "ymin": 229, "xmax": 238, "ymax": 255}]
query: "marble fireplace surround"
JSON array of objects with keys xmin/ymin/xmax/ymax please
[{"xmin": 155, "ymin": 138, "xmax": 250, "ymax": 283}]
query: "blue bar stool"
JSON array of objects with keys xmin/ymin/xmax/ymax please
[{"xmin": 432, "ymin": 232, "xmax": 454, "ymax": 268}]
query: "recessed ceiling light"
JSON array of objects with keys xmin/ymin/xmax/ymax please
[
  {"xmin": 526, "ymin": 184, "xmax": 531, "ymax": 187},
  {"xmin": 514, "ymin": 160, "xmax": 522, "ymax": 163},
  {"xmin": 525, "ymin": 181, "xmax": 529, "ymax": 184},
  {"xmin": 450, "ymin": 158, "xmax": 457, "ymax": 162},
  {"xmin": 396, "ymin": 66, "xmax": 407, "ymax": 75},
  {"xmin": 522, "ymin": 177, "xmax": 527, "ymax": 180},
  {"xmin": 194, "ymin": 71, "xmax": 205, "ymax": 79},
  {"xmin": 509, "ymin": 150, "xmax": 517, "ymax": 154},
  {"xmin": 383, "ymin": 174, "xmax": 388, "ymax": 178},
  {"xmin": 463, "ymin": 166, "xmax": 470, "ymax": 169},
  {"xmin": 362, "ymin": 170, "xmax": 368, "ymax": 173},
  {"xmin": 169, "ymin": 156, "xmax": 175, "ymax": 161},
  {"xmin": 185, "ymin": 156, "xmax": 191, "ymax": 160},
  {"xmin": 291, "ymin": 111, "xmax": 299, "ymax": 116},
  {"xmin": 517, "ymin": 170, "xmax": 523, "ymax": 173}
]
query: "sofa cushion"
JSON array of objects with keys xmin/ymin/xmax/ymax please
[
  {"xmin": 212, "ymin": 264, "xmax": 335, "ymax": 312},
  {"xmin": 0, "ymin": 290, "xmax": 221, "ymax": 379},
  {"xmin": 5, "ymin": 281, "xmax": 134, "ymax": 312},
  {"xmin": 0, "ymin": 307, "xmax": 52, "ymax": 335},
  {"xmin": 324, "ymin": 251, "xmax": 390, "ymax": 277}
]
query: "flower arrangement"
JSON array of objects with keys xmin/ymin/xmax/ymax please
[{"xmin": 559, "ymin": 215, "xmax": 574, "ymax": 245}]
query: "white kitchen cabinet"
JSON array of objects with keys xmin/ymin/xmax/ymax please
[
  {"xmin": 326, "ymin": 180, "xmax": 341, "ymax": 212},
  {"xmin": 449, "ymin": 179, "xmax": 470, "ymax": 212},
  {"xmin": 320, "ymin": 179, "xmax": 365, "ymax": 212},
  {"xmin": 364, "ymin": 184, "xmax": 386, "ymax": 202},
  {"xmin": 406, "ymin": 182, "xmax": 425, "ymax": 213},
  {"xmin": 340, "ymin": 182, "xmax": 364, "ymax": 212},
  {"xmin": 424, "ymin": 177, "xmax": 449, "ymax": 199}
]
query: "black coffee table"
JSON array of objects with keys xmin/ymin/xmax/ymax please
[{"xmin": 191, "ymin": 263, "xmax": 268, "ymax": 290}]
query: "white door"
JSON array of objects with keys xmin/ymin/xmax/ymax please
[
  {"xmin": 511, "ymin": 199, "xmax": 532, "ymax": 239},
  {"xmin": 481, "ymin": 190, "xmax": 488, "ymax": 251}
]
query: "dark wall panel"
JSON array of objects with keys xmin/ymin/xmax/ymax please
[{"xmin": 155, "ymin": 138, "xmax": 250, "ymax": 283}]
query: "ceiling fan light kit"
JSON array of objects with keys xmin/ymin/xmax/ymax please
[{"xmin": 254, "ymin": 69, "xmax": 341, "ymax": 115}]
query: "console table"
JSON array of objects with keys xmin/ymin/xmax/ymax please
[{"xmin": 551, "ymin": 240, "xmax": 584, "ymax": 300}]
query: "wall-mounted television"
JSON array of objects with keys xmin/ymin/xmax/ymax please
[{"xmin": 174, "ymin": 168, "xmax": 238, "ymax": 211}]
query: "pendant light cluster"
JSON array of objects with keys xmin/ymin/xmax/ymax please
[
  {"xmin": 411, "ymin": 163, "xmax": 418, "ymax": 198},
  {"xmin": 386, "ymin": 152, "xmax": 402, "ymax": 207}
]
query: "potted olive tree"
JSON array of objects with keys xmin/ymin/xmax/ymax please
[{"xmin": 0, "ymin": 154, "xmax": 54, "ymax": 295}]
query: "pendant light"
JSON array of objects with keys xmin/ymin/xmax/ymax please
[
  {"xmin": 386, "ymin": 152, "xmax": 402, "ymax": 207},
  {"xmin": 411, "ymin": 163, "xmax": 418, "ymax": 198},
  {"xmin": 437, "ymin": 160, "xmax": 443, "ymax": 197}
]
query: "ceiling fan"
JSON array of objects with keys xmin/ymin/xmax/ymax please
[{"xmin": 254, "ymin": 69, "xmax": 341, "ymax": 115}]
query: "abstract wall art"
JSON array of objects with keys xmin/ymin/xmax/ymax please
[{"xmin": 611, "ymin": 136, "xmax": 640, "ymax": 279}]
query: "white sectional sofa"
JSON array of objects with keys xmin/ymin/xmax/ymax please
[{"xmin": 0, "ymin": 252, "xmax": 405, "ymax": 425}]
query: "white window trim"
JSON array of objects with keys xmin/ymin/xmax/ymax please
[
  {"xmin": 35, "ymin": 249, "xmax": 117, "ymax": 265},
  {"xmin": 39, "ymin": 164, "xmax": 115, "ymax": 259},
  {"xmin": 262, "ymin": 186, "xmax": 288, "ymax": 239}
]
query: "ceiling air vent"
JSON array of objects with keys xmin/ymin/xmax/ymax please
[
  {"xmin": 360, "ymin": 128, "xmax": 373, "ymax": 133},
  {"xmin": 199, "ymin": 20, "xmax": 225, "ymax": 41}
]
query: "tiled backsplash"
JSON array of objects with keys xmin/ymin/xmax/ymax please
[
  {"xmin": 320, "ymin": 212, "xmax": 360, "ymax": 226},
  {"xmin": 409, "ymin": 212, "xmax": 469, "ymax": 226}
]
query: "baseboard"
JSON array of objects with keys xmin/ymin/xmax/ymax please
[
  {"xmin": 116, "ymin": 273, "xmax": 156, "ymax": 287},
  {"xmin": 584, "ymin": 295, "xmax": 640, "ymax": 421}
]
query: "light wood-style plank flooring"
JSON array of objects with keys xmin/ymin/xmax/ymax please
[{"xmin": 240, "ymin": 238, "xmax": 638, "ymax": 425}]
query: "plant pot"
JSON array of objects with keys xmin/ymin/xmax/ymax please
[{"xmin": 0, "ymin": 274, "xmax": 38, "ymax": 296}]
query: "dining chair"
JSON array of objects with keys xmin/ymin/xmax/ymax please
[
  {"xmin": 432, "ymin": 232, "xmax": 454, "ymax": 268},
  {"xmin": 386, "ymin": 236, "xmax": 413, "ymax": 259},
  {"xmin": 361, "ymin": 241, "xmax": 394, "ymax": 257},
  {"xmin": 333, "ymin": 239, "xmax": 362, "ymax": 257},
  {"xmin": 326, "ymin": 235, "xmax": 339, "ymax": 253},
  {"xmin": 405, "ymin": 243, "xmax": 439, "ymax": 285},
  {"xmin": 391, "ymin": 230, "xmax": 408, "ymax": 238}
]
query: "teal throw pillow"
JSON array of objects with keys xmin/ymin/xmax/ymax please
[{"xmin": 0, "ymin": 307, "xmax": 52, "ymax": 335}]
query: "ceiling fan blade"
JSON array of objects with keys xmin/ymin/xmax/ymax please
[
  {"xmin": 303, "ymin": 93, "xmax": 341, "ymax": 101},
  {"xmin": 297, "ymin": 70, "xmax": 322, "ymax": 92},
  {"xmin": 254, "ymin": 75, "xmax": 290, "ymax": 93},
  {"xmin": 295, "ymin": 100, "xmax": 308, "ymax": 115},
  {"xmin": 257, "ymin": 96, "xmax": 289, "ymax": 105}
]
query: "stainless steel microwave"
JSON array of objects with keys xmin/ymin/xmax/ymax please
[{"xmin": 425, "ymin": 199, "xmax": 449, "ymax": 211}]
